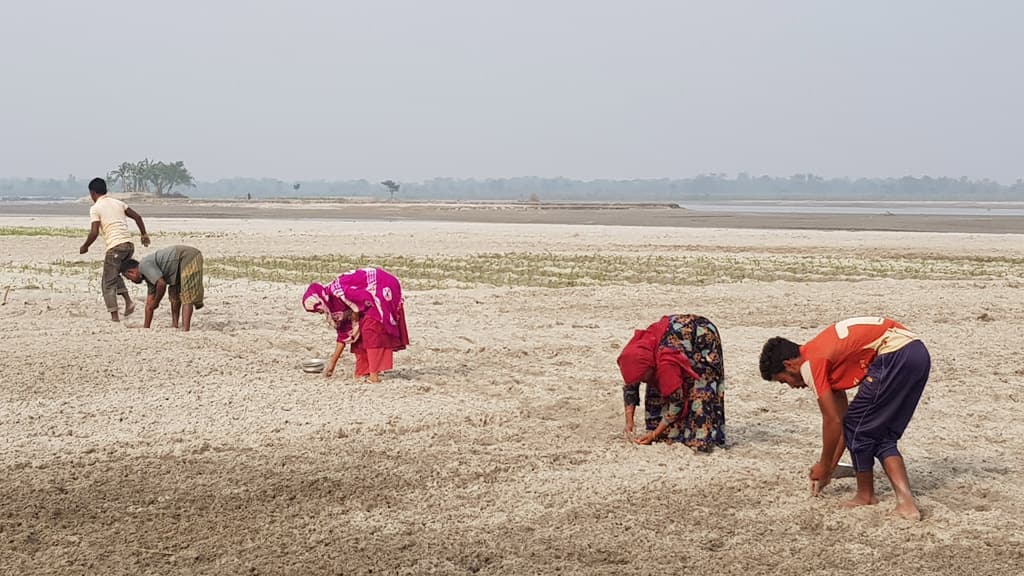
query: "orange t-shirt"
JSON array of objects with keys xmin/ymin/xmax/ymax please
[{"xmin": 799, "ymin": 317, "xmax": 918, "ymax": 397}]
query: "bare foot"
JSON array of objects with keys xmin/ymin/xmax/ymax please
[
  {"xmin": 841, "ymin": 494, "xmax": 879, "ymax": 508},
  {"xmin": 124, "ymin": 301, "xmax": 135, "ymax": 316},
  {"xmin": 893, "ymin": 501, "xmax": 921, "ymax": 521},
  {"xmin": 368, "ymin": 374, "xmax": 381, "ymax": 383}
]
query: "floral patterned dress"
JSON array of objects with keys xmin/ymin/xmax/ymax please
[{"xmin": 623, "ymin": 315, "xmax": 726, "ymax": 451}]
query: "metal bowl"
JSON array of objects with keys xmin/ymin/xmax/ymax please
[{"xmin": 301, "ymin": 358, "xmax": 325, "ymax": 373}]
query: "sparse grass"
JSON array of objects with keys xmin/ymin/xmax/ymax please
[
  {"xmin": 16, "ymin": 262, "xmax": 93, "ymax": 277},
  {"xmin": 170, "ymin": 231, "xmax": 234, "ymax": 239},
  {"xmin": 0, "ymin": 226, "xmax": 230, "ymax": 239},
  {"xmin": 188, "ymin": 252, "xmax": 1024, "ymax": 288},
  {"xmin": 0, "ymin": 226, "xmax": 88, "ymax": 237}
]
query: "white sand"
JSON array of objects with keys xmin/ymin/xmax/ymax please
[{"xmin": 1, "ymin": 216, "xmax": 1023, "ymax": 574}]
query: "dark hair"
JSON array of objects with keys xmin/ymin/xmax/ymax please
[
  {"xmin": 88, "ymin": 177, "xmax": 108, "ymax": 195},
  {"xmin": 120, "ymin": 258, "xmax": 140, "ymax": 274},
  {"xmin": 759, "ymin": 337, "xmax": 801, "ymax": 380}
]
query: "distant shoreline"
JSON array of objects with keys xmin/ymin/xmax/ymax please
[{"xmin": 2, "ymin": 198, "xmax": 1023, "ymax": 234}]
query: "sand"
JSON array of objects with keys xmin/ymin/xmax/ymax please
[{"xmin": 1, "ymin": 216, "xmax": 1023, "ymax": 575}]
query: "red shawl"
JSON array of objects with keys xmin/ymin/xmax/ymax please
[{"xmin": 617, "ymin": 316, "xmax": 700, "ymax": 397}]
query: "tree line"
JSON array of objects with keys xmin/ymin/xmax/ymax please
[
  {"xmin": 2, "ymin": 173, "xmax": 1023, "ymax": 201},
  {"xmin": 186, "ymin": 174, "xmax": 1024, "ymax": 201}
]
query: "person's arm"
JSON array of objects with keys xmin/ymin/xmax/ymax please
[
  {"xmin": 828, "ymin": 391, "xmax": 849, "ymax": 469},
  {"xmin": 636, "ymin": 418, "xmax": 668, "ymax": 445},
  {"xmin": 125, "ymin": 207, "xmax": 150, "ymax": 247},
  {"xmin": 623, "ymin": 384, "xmax": 640, "ymax": 438},
  {"xmin": 324, "ymin": 341, "xmax": 346, "ymax": 377},
  {"xmin": 811, "ymin": 388, "xmax": 847, "ymax": 494},
  {"xmin": 635, "ymin": 363, "xmax": 686, "ymax": 445},
  {"xmin": 80, "ymin": 222, "xmax": 100, "ymax": 254},
  {"xmin": 325, "ymin": 310, "xmax": 358, "ymax": 377},
  {"xmin": 636, "ymin": 387, "xmax": 686, "ymax": 445},
  {"xmin": 143, "ymin": 293, "xmax": 157, "ymax": 328},
  {"xmin": 143, "ymin": 278, "xmax": 166, "ymax": 328}
]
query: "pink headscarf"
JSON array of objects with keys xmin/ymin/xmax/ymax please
[
  {"xmin": 303, "ymin": 282, "xmax": 358, "ymax": 343},
  {"xmin": 302, "ymin": 283, "xmax": 331, "ymax": 314}
]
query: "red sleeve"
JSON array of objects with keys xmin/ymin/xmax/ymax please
[
  {"xmin": 655, "ymin": 346, "xmax": 699, "ymax": 397},
  {"xmin": 655, "ymin": 360, "xmax": 685, "ymax": 397},
  {"xmin": 803, "ymin": 359, "xmax": 831, "ymax": 397}
]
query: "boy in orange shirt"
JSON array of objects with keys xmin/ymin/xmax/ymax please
[{"xmin": 759, "ymin": 317, "xmax": 930, "ymax": 520}]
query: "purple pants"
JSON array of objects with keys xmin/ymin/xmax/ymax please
[{"xmin": 843, "ymin": 340, "xmax": 930, "ymax": 472}]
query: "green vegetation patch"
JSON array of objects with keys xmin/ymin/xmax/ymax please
[
  {"xmin": 0, "ymin": 226, "xmax": 87, "ymax": 238},
  {"xmin": 26, "ymin": 251, "xmax": 1024, "ymax": 290},
  {"xmin": 203, "ymin": 252, "xmax": 1024, "ymax": 289}
]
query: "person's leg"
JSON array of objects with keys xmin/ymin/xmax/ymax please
[
  {"xmin": 842, "ymin": 472, "xmax": 878, "ymax": 508},
  {"xmin": 120, "ymin": 246, "xmax": 136, "ymax": 314},
  {"xmin": 169, "ymin": 286, "xmax": 182, "ymax": 328},
  {"xmin": 102, "ymin": 243, "xmax": 133, "ymax": 320},
  {"xmin": 874, "ymin": 341, "xmax": 930, "ymax": 520},
  {"xmin": 881, "ymin": 455, "xmax": 920, "ymax": 520},
  {"xmin": 842, "ymin": 364, "xmax": 888, "ymax": 507},
  {"xmin": 692, "ymin": 316, "xmax": 726, "ymax": 449},
  {"xmin": 113, "ymin": 243, "xmax": 134, "ymax": 312},
  {"xmin": 365, "ymin": 348, "xmax": 393, "ymax": 383},
  {"xmin": 353, "ymin": 348, "xmax": 370, "ymax": 379},
  {"xmin": 179, "ymin": 249, "xmax": 204, "ymax": 311},
  {"xmin": 181, "ymin": 304, "xmax": 194, "ymax": 332}
]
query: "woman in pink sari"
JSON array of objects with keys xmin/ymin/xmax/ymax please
[{"xmin": 302, "ymin": 267, "xmax": 409, "ymax": 382}]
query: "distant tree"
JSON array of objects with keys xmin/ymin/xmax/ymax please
[
  {"xmin": 147, "ymin": 161, "xmax": 195, "ymax": 196},
  {"xmin": 135, "ymin": 158, "xmax": 153, "ymax": 193},
  {"xmin": 107, "ymin": 159, "xmax": 195, "ymax": 196},
  {"xmin": 107, "ymin": 162, "xmax": 134, "ymax": 193},
  {"xmin": 380, "ymin": 180, "xmax": 400, "ymax": 201},
  {"xmin": 293, "ymin": 182, "xmax": 301, "ymax": 191}
]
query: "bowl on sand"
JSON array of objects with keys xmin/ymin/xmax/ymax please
[{"xmin": 301, "ymin": 358, "xmax": 325, "ymax": 373}]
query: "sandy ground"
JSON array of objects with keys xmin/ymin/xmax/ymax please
[{"xmin": 1, "ymin": 216, "xmax": 1023, "ymax": 575}]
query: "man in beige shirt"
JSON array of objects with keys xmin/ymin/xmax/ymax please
[{"xmin": 79, "ymin": 177, "xmax": 151, "ymax": 321}]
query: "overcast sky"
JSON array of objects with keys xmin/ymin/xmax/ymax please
[{"xmin": 1, "ymin": 0, "xmax": 1021, "ymax": 182}]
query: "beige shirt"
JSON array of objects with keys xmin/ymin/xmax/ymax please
[
  {"xmin": 867, "ymin": 326, "xmax": 919, "ymax": 355},
  {"xmin": 88, "ymin": 196, "xmax": 133, "ymax": 251}
]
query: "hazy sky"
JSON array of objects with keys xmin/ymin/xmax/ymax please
[{"xmin": 1, "ymin": 1, "xmax": 1021, "ymax": 182}]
